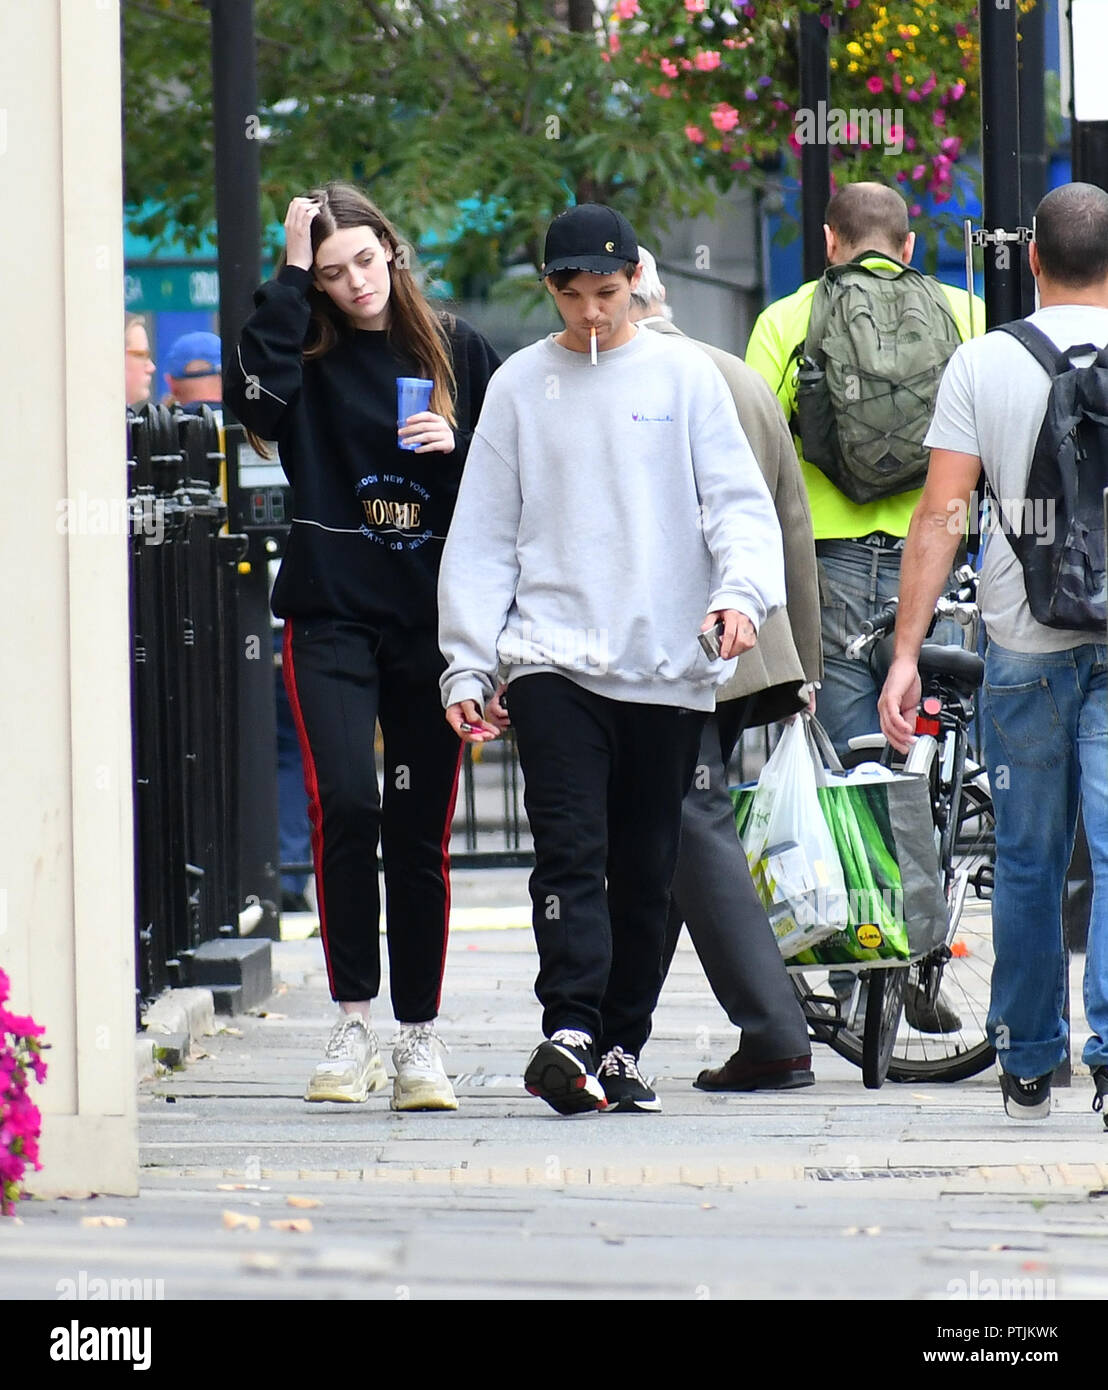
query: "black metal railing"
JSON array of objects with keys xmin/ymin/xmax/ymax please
[
  {"xmin": 281, "ymin": 718, "xmax": 778, "ymax": 880},
  {"xmin": 128, "ymin": 404, "xmax": 246, "ymax": 1005}
]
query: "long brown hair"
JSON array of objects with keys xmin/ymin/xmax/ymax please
[{"xmin": 247, "ymin": 183, "xmax": 457, "ymax": 455}]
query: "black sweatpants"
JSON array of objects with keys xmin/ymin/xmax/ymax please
[
  {"xmin": 507, "ymin": 672, "xmax": 705, "ymax": 1058},
  {"xmin": 282, "ymin": 618, "xmax": 462, "ymax": 1020}
]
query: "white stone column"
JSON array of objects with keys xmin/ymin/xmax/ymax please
[{"xmin": 0, "ymin": 0, "xmax": 138, "ymax": 1197}]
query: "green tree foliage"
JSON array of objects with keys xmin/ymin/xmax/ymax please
[{"xmin": 123, "ymin": 1, "xmax": 986, "ymax": 285}]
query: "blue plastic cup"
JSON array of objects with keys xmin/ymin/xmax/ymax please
[{"xmin": 397, "ymin": 377, "xmax": 433, "ymax": 450}]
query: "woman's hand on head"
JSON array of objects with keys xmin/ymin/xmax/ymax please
[
  {"xmin": 398, "ymin": 411, "xmax": 455, "ymax": 454},
  {"xmin": 284, "ymin": 197, "xmax": 320, "ymax": 272}
]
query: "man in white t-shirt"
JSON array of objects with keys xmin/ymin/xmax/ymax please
[{"xmin": 878, "ymin": 182, "xmax": 1108, "ymax": 1123}]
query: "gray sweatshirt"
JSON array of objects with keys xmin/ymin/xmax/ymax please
[{"xmin": 438, "ymin": 325, "xmax": 785, "ymax": 713}]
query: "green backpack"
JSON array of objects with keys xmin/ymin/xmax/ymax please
[{"xmin": 794, "ymin": 253, "xmax": 963, "ymax": 504}]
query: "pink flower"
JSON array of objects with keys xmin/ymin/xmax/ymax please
[
  {"xmin": 685, "ymin": 0, "xmax": 706, "ymax": 10},
  {"xmin": 919, "ymin": 73, "xmax": 937, "ymax": 97},
  {"xmin": 955, "ymin": 22, "xmax": 969, "ymax": 37},
  {"xmin": 608, "ymin": 31, "xmax": 620, "ymax": 53},
  {"xmin": 731, "ymin": 158, "xmax": 753, "ymax": 172},
  {"xmin": 948, "ymin": 80, "xmax": 966, "ymax": 102},
  {"xmin": 912, "ymin": 163, "xmax": 926, "ymax": 181},
  {"xmin": 4, "ymin": 1013, "xmax": 44, "ymax": 1039},
  {"xmin": 886, "ymin": 124, "xmax": 904, "ymax": 145},
  {"xmin": 891, "ymin": 71, "xmax": 902, "ymax": 94},
  {"xmin": 694, "ymin": 50, "xmax": 722, "ymax": 71},
  {"xmin": 905, "ymin": 136, "xmax": 917, "ymax": 151},
  {"xmin": 771, "ymin": 98, "xmax": 790, "ymax": 112},
  {"xmin": 932, "ymin": 107, "xmax": 946, "ymax": 126},
  {"xmin": 711, "ymin": 102, "xmax": 740, "ymax": 133},
  {"xmin": 907, "ymin": 88, "xmax": 921, "ymax": 102},
  {"xmin": 679, "ymin": 58, "xmax": 692, "ymax": 71},
  {"xmin": 909, "ymin": 203, "xmax": 922, "ymax": 217},
  {"xmin": 600, "ymin": 50, "xmax": 611, "ymax": 63},
  {"xmin": 685, "ymin": 124, "xmax": 706, "ymax": 144},
  {"xmin": 613, "ymin": 0, "xmax": 640, "ymax": 17},
  {"xmin": 940, "ymin": 135, "xmax": 962, "ymax": 158},
  {"xmin": 866, "ymin": 76, "xmax": 884, "ymax": 95},
  {"xmin": 0, "ymin": 970, "xmax": 9, "ymax": 1006},
  {"xmin": 660, "ymin": 57, "xmax": 678, "ymax": 77}
]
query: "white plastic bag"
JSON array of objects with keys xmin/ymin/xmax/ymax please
[{"xmin": 741, "ymin": 719, "xmax": 850, "ymax": 957}]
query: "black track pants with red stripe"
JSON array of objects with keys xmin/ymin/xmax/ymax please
[{"xmin": 282, "ymin": 617, "xmax": 462, "ymax": 1019}]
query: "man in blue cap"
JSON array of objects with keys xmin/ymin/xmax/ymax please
[{"xmin": 163, "ymin": 331, "xmax": 223, "ymax": 413}]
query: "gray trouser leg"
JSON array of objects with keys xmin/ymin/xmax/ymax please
[{"xmin": 662, "ymin": 713, "xmax": 810, "ymax": 1061}]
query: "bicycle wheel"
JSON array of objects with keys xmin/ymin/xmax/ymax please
[
  {"xmin": 862, "ymin": 966, "xmax": 908, "ymax": 1089},
  {"xmin": 884, "ymin": 777, "xmax": 996, "ymax": 1082},
  {"xmin": 793, "ymin": 750, "xmax": 997, "ymax": 1083},
  {"xmin": 790, "ymin": 968, "xmax": 869, "ymax": 1070}
]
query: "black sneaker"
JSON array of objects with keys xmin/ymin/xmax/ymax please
[
  {"xmin": 997, "ymin": 1059, "xmax": 1051, "ymax": 1120},
  {"xmin": 524, "ymin": 1029, "xmax": 607, "ymax": 1115},
  {"xmin": 597, "ymin": 1046, "xmax": 661, "ymax": 1113},
  {"xmin": 1091, "ymin": 1065, "xmax": 1108, "ymax": 1129}
]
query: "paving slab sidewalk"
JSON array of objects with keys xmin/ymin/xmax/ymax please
[{"xmin": 4, "ymin": 875, "xmax": 1107, "ymax": 1302}]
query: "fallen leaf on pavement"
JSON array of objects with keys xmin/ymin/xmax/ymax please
[
  {"xmin": 222, "ymin": 1210, "xmax": 260, "ymax": 1232},
  {"xmin": 269, "ymin": 1218, "xmax": 313, "ymax": 1233},
  {"xmin": 287, "ymin": 1195, "xmax": 321, "ymax": 1209}
]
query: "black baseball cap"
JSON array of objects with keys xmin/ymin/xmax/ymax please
[{"xmin": 541, "ymin": 204, "xmax": 639, "ymax": 278}]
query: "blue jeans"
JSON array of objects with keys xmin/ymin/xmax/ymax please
[
  {"xmin": 982, "ymin": 639, "xmax": 1108, "ymax": 1078},
  {"xmin": 816, "ymin": 540, "xmax": 960, "ymax": 759}
]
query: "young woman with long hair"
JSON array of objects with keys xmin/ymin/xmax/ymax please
[{"xmin": 225, "ymin": 183, "xmax": 500, "ymax": 1111}]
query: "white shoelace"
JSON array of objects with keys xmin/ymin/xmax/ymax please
[
  {"xmin": 324, "ymin": 1016, "xmax": 369, "ymax": 1060},
  {"xmin": 392, "ymin": 1023, "xmax": 449, "ymax": 1068},
  {"xmin": 598, "ymin": 1045, "xmax": 644, "ymax": 1082},
  {"xmin": 551, "ymin": 1029, "xmax": 593, "ymax": 1051}
]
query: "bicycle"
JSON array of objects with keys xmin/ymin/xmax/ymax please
[{"xmin": 787, "ymin": 566, "xmax": 997, "ymax": 1088}]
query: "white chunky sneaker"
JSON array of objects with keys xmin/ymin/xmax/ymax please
[
  {"xmin": 391, "ymin": 1022, "xmax": 458, "ymax": 1112},
  {"xmin": 304, "ymin": 1015, "xmax": 388, "ymax": 1103}
]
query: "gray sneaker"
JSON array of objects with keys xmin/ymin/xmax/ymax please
[{"xmin": 304, "ymin": 1015, "xmax": 388, "ymax": 1103}]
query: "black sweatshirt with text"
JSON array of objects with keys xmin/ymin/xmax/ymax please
[{"xmin": 225, "ymin": 265, "xmax": 500, "ymax": 629}]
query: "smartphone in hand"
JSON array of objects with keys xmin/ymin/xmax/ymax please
[{"xmin": 697, "ymin": 620, "xmax": 726, "ymax": 661}]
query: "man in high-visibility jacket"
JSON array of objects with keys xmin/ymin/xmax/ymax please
[{"xmin": 745, "ymin": 181, "xmax": 984, "ymax": 756}]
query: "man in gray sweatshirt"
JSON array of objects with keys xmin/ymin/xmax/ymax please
[{"xmin": 438, "ymin": 205, "xmax": 786, "ymax": 1115}]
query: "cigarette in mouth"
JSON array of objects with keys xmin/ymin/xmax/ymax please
[{"xmin": 590, "ymin": 327, "xmax": 598, "ymax": 365}]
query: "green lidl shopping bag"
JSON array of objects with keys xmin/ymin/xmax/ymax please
[{"xmin": 732, "ymin": 720, "xmax": 948, "ymax": 964}]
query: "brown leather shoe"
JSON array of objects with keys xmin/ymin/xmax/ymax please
[{"xmin": 694, "ymin": 1051, "xmax": 814, "ymax": 1092}]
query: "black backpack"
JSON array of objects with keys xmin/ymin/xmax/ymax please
[{"xmin": 991, "ymin": 320, "xmax": 1108, "ymax": 633}]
